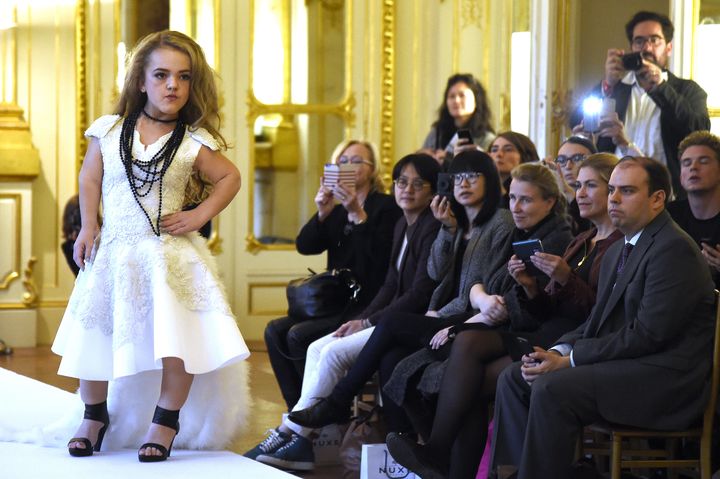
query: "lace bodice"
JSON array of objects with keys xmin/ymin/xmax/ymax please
[{"xmin": 86, "ymin": 115, "xmax": 219, "ymax": 245}]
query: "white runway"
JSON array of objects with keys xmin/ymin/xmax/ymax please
[{"xmin": 0, "ymin": 368, "xmax": 295, "ymax": 478}]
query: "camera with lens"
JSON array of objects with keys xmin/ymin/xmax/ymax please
[{"xmin": 621, "ymin": 52, "xmax": 644, "ymax": 71}]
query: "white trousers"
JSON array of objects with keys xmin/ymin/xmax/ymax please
[{"xmin": 283, "ymin": 326, "xmax": 375, "ymax": 436}]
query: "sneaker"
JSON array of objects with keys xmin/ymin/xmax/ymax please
[
  {"xmin": 287, "ymin": 396, "xmax": 351, "ymax": 428},
  {"xmin": 256, "ymin": 433, "xmax": 315, "ymax": 471},
  {"xmin": 243, "ymin": 428, "xmax": 291, "ymax": 460}
]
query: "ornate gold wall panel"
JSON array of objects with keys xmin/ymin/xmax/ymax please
[
  {"xmin": 0, "ymin": 194, "xmax": 22, "ymax": 290},
  {"xmin": 247, "ymin": 281, "xmax": 288, "ymax": 316}
]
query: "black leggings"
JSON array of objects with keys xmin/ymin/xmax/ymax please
[{"xmin": 424, "ymin": 328, "xmax": 513, "ymax": 479}]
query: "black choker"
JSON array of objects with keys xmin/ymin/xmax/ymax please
[{"xmin": 142, "ymin": 109, "xmax": 178, "ymax": 123}]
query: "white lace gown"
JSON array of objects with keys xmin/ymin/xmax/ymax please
[{"xmin": 49, "ymin": 115, "xmax": 251, "ymax": 450}]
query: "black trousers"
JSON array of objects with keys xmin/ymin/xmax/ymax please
[
  {"xmin": 331, "ymin": 312, "xmax": 469, "ymax": 407},
  {"xmin": 264, "ymin": 311, "xmax": 354, "ymax": 410}
]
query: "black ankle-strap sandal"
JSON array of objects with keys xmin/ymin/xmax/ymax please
[
  {"xmin": 138, "ymin": 405, "xmax": 180, "ymax": 463},
  {"xmin": 67, "ymin": 401, "xmax": 110, "ymax": 457}
]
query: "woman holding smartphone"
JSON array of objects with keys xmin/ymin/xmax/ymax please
[
  {"xmin": 264, "ymin": 140, "xmax": 401, "ymax": 412},
  {"xmin": 387, "ymin": 156, "xmax": 621, "ymax": 479},
  {"xmin": 422, "ymin": 73, "xmax": 495, "ymax": 166},
  {"xmin": 385, "ymin": 163, "xmax": 572, "ymax": 478}
]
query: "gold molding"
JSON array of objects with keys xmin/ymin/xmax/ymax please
[
  {"xmin": 0, "ymin": 193, "xmax": 22, "ymax": 290},
  {"xmin": 75, "ymin": 0, "xmax": 87, "ymax": 179},
  {"xmin": 550, "ymin": 0, "xmax": 572, "ymax": 155},
  {"xmin": 709, "ymin": 108, "xmax": 720, "ymax": 117},
  {"xmin": 21, "ymin": 256, "xmax": 38, "ymax": 307},
  {"xmin": 461, "ymin": 0, "xmax": 483, "ymax": 30},
  {"xmin": 247, "ymin": 281, "xmax": 289, "ymax": 316},
  {"xmin": 379, "ymin": 0, "xmax": 394, "ymax": 187}
]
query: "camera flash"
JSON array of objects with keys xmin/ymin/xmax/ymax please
[{"xmin": 582, "ymin": 96, "xmax": 602, "ymax": 114}]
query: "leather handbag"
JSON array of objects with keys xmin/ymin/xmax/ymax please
[{"xmin": 286, "ymin": 268, "xmax": 361, "ymax": 319}]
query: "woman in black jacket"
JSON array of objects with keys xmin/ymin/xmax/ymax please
[{"xmin": 264, "ymin": 140, "xmax": 401, "ymax": 411}]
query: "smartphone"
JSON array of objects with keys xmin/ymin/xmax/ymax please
[
  {"xmin": 500, "ymin": 332, "xmax": 535, "ymax": 360},
  {"xmin": 512, "ymin": 239, "xmax": 544, "ymax": 277},
  {"xmin": 323, "ymin": 163, "xmax": 357, "ymax": 189},
  {"xmin": 436, "ymin": 173, "xmax": 454, "ymax": 198},
  {"xmin": 456, "ymin": 129, "xmax": 474, "ymax": 144}
]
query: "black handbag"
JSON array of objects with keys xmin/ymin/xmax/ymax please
[{"xmin": 286, "ymin": 268, "xmax": 362, "ymax": 319}]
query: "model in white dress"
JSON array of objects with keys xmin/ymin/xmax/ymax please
[{"xmin": 50, "ymin": 114, "xmax": 250, "ymax": 450}]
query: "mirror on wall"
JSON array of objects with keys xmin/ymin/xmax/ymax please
[
  {"xmin": 247, "ymin": 0, "xmax": 354, "ymax": 252},
  {"xmin": 251, "ymin": 112, "xmax": 346, "ymax": 247}
]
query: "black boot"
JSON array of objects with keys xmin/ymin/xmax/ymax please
[
  {"xmin": 386, "ymin": 432, "xmax": 449, "ymax": 479},
  {"xmin": 287, "ymin": 397, "xmax": 351, "ymax": 428}
]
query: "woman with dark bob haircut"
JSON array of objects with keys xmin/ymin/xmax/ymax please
[
  {"xmin": 422, "ymin": 74, "xmax": 495, "ymax": 166},
  {"xmin": 286, "ymin": 150, "xmax": 515, "ymax": 436}
]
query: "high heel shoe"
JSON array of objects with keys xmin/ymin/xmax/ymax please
[
  {"xmin": 67, "ymin": 401, "xmax": 110, "ymax": 457},
  {"xmin": 138, "ymin": 405, "xmax": 180, "ymax": 463}
]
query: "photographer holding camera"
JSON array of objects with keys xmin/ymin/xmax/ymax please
[{"xmin": 571, "ymin": 11, "xmax": 710, "ymax": 199}]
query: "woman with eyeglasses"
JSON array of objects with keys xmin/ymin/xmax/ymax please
[
  {"xmin": 264, "ymin": 140, "xmax": 401, "ymax": 414},
  {"xmin": 488, "ymin": 131, "xmax": 540, "ymax": 208},
  {"xmin": 285, "ymin": 151, "xmax": 515, "ymax": 436},
  {"xmin": 246, "ymin": 154, "xmax": 443, "ymax": 470},
  {"xmin": 422, "ymin": 73, "xmax": 496, "ymax": 166},
  {"xmin": 385, "ymin": 157, "xmax": 622, "ymax": 479},
  {"xmin": 385, "ymin": 162, "xmax": 575, "ymax": 479},
  {"xmin": 544, "ymin": 136, "xmax": 599, "ymax": 235}
]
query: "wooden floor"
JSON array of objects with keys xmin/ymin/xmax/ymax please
[{"xmin": 0, "ymin": 346, "xmax": 344, "ymax": 478}]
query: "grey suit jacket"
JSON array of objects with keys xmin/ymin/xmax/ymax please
[{"xmin": 555, "ymin": 210, "xmax": 715, "ymax": 429}]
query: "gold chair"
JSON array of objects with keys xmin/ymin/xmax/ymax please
[{"xmin": 584, "ymin": 289, "xmax": 720, "ymax": 479}]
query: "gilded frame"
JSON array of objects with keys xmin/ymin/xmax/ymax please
[{"xmin": 245, "ymin": 0, "xmax": 357, "ymax": 253}]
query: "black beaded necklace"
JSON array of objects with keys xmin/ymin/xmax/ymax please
[{"xmin": 119, "ymin": 109, "xmax": 186, "ymax": 236}]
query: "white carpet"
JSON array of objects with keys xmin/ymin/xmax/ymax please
[{"xmin": 0, "ymin": 368, "xmax": 295, "ymax": 478}]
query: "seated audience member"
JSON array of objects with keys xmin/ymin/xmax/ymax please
[
  {"xmin": 286, "ymin": 151, "xmax": 514, "ymax": 432},
  {"xmin": 545, "ymin": 136, "xmax": 598, "ymax": 235},
  {"xmin": 244, "ymin": 154, "xmax": 441, "ymax": 471},
  {"xmin": 264, "ymin": 140, "xmax": 401, "ymax": 411},
  {"xmin": 422, "ymin": 73, "xmax": 495, "ymax": 166},
  {"xmin": 488, "ymin": 132, "xmax": 540, "ymax": 208},
  {"xmin": 569, "ymin": 10, "xmax": 710, "ymax": 198},
  {"xmin": 668, "ymin": 131, "xmax": 720, "ymax": 287},
  {"xmin": 490, "ymin": 157, "xmax": 716, "ymax": 479},
  {"xmin": 386, "ymin": 162, "xmax": 581, "ymax": 478}
]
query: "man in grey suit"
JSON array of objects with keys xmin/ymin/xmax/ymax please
[{"xmin": 490, "ymin": 156, "xmax": 716, "ymax": 479}]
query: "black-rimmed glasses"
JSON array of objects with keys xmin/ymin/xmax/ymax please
[
  {"xmin": 394, "ymin": 177, "xmax": 428, "ymax": 190},
  {"xmin": 453, "ymin": 172, "xmax": 483, "ymax": 185}
]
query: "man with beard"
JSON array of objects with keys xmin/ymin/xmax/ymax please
[{"xmin": 571, "ymin": 11, "xmax": 710, "ymax": 199}]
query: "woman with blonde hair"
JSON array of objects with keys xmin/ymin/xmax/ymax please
[{"xmin": 264, "ymin": 139, "xmax": 401, "ymax": 412}]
